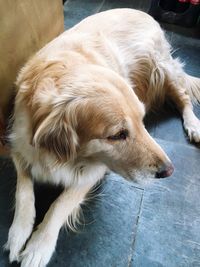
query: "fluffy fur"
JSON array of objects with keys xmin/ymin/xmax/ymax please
[{"xmin": 5, "ymin": 9, "xmax": 200, "ymax": 267}]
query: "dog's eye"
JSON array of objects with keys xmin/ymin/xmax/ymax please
[{"xmin": 107, "ymin": 129, "xmax": 129, "ymax": 141}]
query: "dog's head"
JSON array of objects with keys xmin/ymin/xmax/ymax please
[{"xmin": 19, "ymin": 61, "xmax": 173, "ymax": 180}]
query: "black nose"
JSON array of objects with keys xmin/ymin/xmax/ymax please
[{"xmin": 155, "ymin": 162, "xmax": 174, "ymax": 178}]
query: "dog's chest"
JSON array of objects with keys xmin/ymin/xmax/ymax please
[
  {"xmin": 30, "ymin": 160, "xmax": 74, "ymax": 186},
  {"xmin": 13, "ymin": 139, "xmax": 74, "ymax": 186},
  {"xmin": 25, "ymin": 150, "xmax": 73, "ymax": 186},
  {"xmin": 16, "ymin": 140, "xmax": 106, "ymax": 187}
]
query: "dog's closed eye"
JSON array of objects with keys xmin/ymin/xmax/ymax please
[{"xmin": 107, "ymin": 129, "xmax": 129, "ymax": 141}]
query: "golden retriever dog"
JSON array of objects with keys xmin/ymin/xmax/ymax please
[{"xmin": 5, "ymin": 9, "xmax": 200, "ymax": 267}]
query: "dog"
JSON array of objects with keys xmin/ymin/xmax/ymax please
[{"xmin": 5, "ymin": 8, "xmax": 200, "ymax": 267}]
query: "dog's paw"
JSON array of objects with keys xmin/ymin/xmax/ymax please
[
  {"xmin": 5, "ymin": 222, "xmax": 33, "ymax": 263},
  {"xmin": 184, "ymin": 117, "xmax": 200, "ymax": 143},
  {"xmin": 21, "ymin": 229, "xmax": 57, "ymax": 267}
]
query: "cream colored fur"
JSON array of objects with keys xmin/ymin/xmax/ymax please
[{"xmin": 5, "ymin": 9, "xmax": 200, "ymax": 267}]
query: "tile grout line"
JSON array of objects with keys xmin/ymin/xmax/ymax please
[
  {"xmin": 63, "ymin": 0, "xmax": 71, "ymax": 8},
  {"xmin": 108, "ymin": 178, "xmax": 144, "ymax": 191},
  {"xmin": 94, "ymin": 0, "xmax": 106, "ymax": 14},
  {"xmin": 127, "ymin": 188, "xmax": 144, "ymax": 267}
]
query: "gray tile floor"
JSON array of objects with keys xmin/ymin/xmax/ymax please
[{"xmin": 0, "ymin": 1, "xmax": 200, "ymax": 266}]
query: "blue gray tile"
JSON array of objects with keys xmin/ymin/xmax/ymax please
[
  {"xmin": 0, "ymin": 158, "xmax": 144, "ymax": 267},
  {"xmin": 100, "ymin": 0, "xmax": 141, "ymax": 12},
  {"xmin": 64, "ymin": 0, "xmax": 103, "ymax": 29},
  {"xmin": 145, "ymin": 103, "xmax": 200, "ymax": 148},
  {"xmin": 0, "ymin": 158, "xmax": 17, "ymax": 267},
  {"xmin": 49, "ymin": 174, "xmax": 143, "ymax": 267},
  {"xmin": 151, "ymin": 105, "xmax": 189, "ymax": 146},
  {"xmin": 131, "ymin": 139, "xmax": 200, "ymax": 267},
  {"xmin": 170, "ymin": 30, "xmax": 200, "ymax": 77}
]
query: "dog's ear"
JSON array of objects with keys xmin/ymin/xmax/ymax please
[{"xmin": 32, "ymin": 109, "xmax": 79, "ymax": 161}]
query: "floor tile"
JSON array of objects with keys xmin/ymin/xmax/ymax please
[
  {"xmin": 172, "ymin": 43, "xmax": 200, "ymax": 77},
  {"xmin": 0, "ymin": 159, "xmax": 144, "ymax": 267},
  {"xmin": 48, "ymin": 174, "xmax": 143, "ymax": 267},
  {"xmin": 131, "ymin": 139, "xmax": 200, "ymax": 267},
  {"xmin": 0, "ymin": 158, "xmax": 18, "ymax": 267},
  {"xmin": 139, "ymin": 0, "xmax": 151, "ymax": 12},
  {"xmin": 100, "ymin": 0, "xmax": 141, "ymax": 12},
  {"xmin": 144, "ymin": 102, "xmax": 200, "ymax": 148},
  {"xmin": 64, "ymin": 0, "xmax": 103, "ymax": 29},
  {"xmin": 147, "ymin": 104, "xmax": 189, "ymax": 146}
]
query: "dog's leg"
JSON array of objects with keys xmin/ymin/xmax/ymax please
[
  {"xmin": 20, "ymin": 176, "xmax": 102, "ymax": 267},
  {"xmin": 5, "ymin": 154, "xmax": 35, "ymax": 262},
  {"xmin": 182, "ymin": 104, "xmax": 200, "ymax": 143},
  {"xmin": 167, "ymin": 75, "xmax": 200, "ymax": 143}
]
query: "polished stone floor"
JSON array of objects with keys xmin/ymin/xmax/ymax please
[{"xmin": 0, "ymin": 1, "xmax": 200, "ymax": 266}]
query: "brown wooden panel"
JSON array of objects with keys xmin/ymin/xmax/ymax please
[{"xmin": 0, "ymin": 0, "xmax": 64, "ymax": 155}]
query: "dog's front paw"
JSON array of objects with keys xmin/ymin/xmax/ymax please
[
  {"xmin": 5, "ymin": 222, "xmax": 33, "ymax": 263},
  {"xmin": 184, "ymin": 117, "xmax": 200, "ymax": 143},
  {"xmin": 21, "ymin": 229, "xmax": 57, "ymax": 267}
]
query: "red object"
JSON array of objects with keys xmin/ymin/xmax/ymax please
[
  {"xmin": 178, "ymin": 0, "xmax": 200, "ymax": 4},
  {"xmin": 190, "ymin": 0, "xmax": 200, "ymax": 4}
]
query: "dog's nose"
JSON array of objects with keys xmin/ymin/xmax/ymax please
[{"xmin": 155, "ymin": 162, "xmax": 174, "ymax": 178}]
